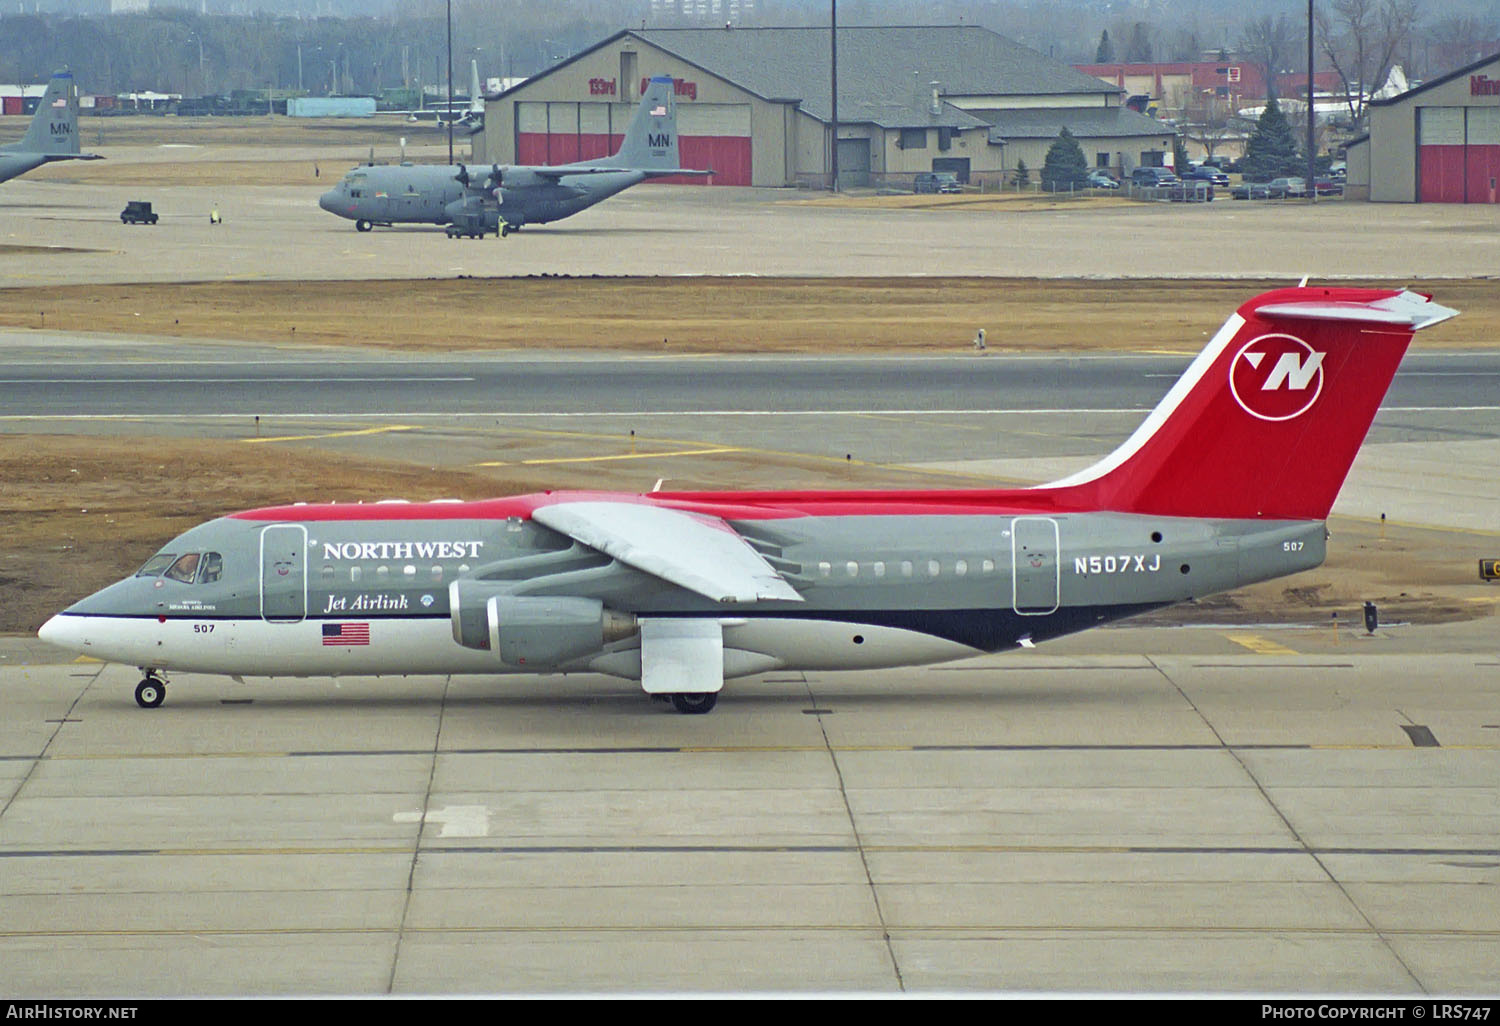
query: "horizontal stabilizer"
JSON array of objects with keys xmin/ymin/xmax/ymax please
[
  {"xmin": 1256, "ymin": 291, "xmax": 1458, "ymax": 329},
  {"xmin": 532, "ymin": 500, "xmax": 804, "ymax": 604}
]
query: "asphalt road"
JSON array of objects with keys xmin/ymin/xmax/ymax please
[{"xmin": 4, "ymin": 339, "xmax": 1497, "ymax": 421}]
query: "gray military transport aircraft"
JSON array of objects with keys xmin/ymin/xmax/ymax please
[
  {"xmin": 0, "ymin": 71, "xmax": 102, "ymax": 184},
  {"xmin": 318, "ymin": 74, "xmax": 710, "ymax": 238},
  {"xmin": 39, "ymin": 286, "xmax": 1456, "ymax": 714}
]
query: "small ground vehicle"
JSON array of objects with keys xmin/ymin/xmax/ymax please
[
  {"xmin": 1230, "ymin": 181, "xmax": 1272, "ymax": 200},
  {"xmin": 1267, "ymin": 177, "xmax": 1307, "ymax": 198},
  {"xmin": 914, "ymin": 172, "xmax": 962, "ymax": 194},
  {"xmin": 1313, "ymin": 178, "xmax": 1344, "ymax": 196},
  {"xmin": 120, "ymin": 201, "xmax": 158, "ymax": 225},
  {"xmin": 1086, "ymin": 170, "xmax": 1120, "ymax": 189}
]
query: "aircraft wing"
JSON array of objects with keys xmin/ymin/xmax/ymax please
[
  {"xmin": 532, "ymin": 166, "xmax": 714, "ymax": 180},
  {"xmin": 531, "ymin": 501, "xmax": 803, "ymax": 604}
]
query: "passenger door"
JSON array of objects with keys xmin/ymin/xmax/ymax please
[
  {"xmin": 260, "ymin": 524, "xmax": 307, "ymax": 623},
  {"xmin": 1011, "ymin": 517, "xmax": 1060, "ymax": 615}
]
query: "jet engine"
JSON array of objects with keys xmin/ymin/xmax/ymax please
[{"xmin": 449, "ymin": 582, "xmax": 636, "ymax": 667}]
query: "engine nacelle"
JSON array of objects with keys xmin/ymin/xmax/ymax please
[
  {"xmin": 449, "ymin": 582, "xmax": 636, "ymax": 667},
  {"xmin": 493, "ymin": 167, "xmax": 545, "ymax": 190}
]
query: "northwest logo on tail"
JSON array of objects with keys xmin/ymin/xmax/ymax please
[{"xmin": 1229, "ymin": 334, "xmax": 1326, "ymax": 421}]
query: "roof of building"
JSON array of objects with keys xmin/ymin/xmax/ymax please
[
  {"xmin": 505, "ymin": 25, "xmax": 1119, "ymax": 128},
  {"xmin": 973, "ymin": 105, "xmax": 1177, "ymax": 143},
  {"xmin": 1369, "ymin": 49, "xmax": 1500, "ymax": 107}
]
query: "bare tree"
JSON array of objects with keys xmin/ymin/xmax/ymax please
[
  {"xmin": 1317, "ymin": 0, "xmax": 1420, "ymax": 127},
  {"xmin": 1181, "ymin": 91, "xmax": 1240, "ymax": 164},
  {"xmin": 1239, "ymin": 13, "xmax": 1299, "ymax": 102},
  {"xmin": 1428, "ymin": 12, "xmax": 1499, "ymax": 73}
]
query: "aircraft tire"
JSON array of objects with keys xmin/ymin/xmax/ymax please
[
  {"xmin": 134, "ymin": 678, "xmax": 165, "ymax": 709},
  {"xmin": 355, "ymin": 220, "xmax": 372, "ymax": 233},
  {"xmin": 670, "ymin": 692, "xmax": 717, "ymax": 715}
]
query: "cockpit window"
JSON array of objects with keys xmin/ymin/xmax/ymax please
[
  {"xmin": 135, "ymin": 553, "xmax": 176, "ymax": 577},
  {"xmin": 165, "ymin": 553, "xmax": 202, "ymax": 583},
  {"xmin": 201, "ymin": 552, "xmax": 223, "ymax": 583}
]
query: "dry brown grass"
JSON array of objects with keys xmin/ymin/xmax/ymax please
[{"xmin": 1, "ymin": 276, "xmax": 1493, "ymax": 353}]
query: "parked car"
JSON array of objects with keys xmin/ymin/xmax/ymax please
[
  {"xmin": 1313, "ymin": 177, "xmax": 1344, "ymax": 196},
  {"xmin": 120, "ymin": 200, "xmax": 158, "ymax": 225},
  {"xmin": 1183, "ymin": 165, "xmax": 1230, "ymax": 186},
  {"xmin": 1230, "ymin": 181, "xmax": 1272, "ymax": 200},
  {"xmin": 1130, "ymin": 167, "xmax": 1180, "ymax": 187},
  {"xmin": 914, "ymin": 172, "xmax": 962, "ymax": 194},
  {"xmin": 1327, "ymin": 162, "xmax": 1348, "ymax": 180},
  {"xmin": 1266, "ymin": 177, "xmax": 1307, "ymax": 198},
  {"xmin": 1086, "ymin": 170, "xmax": 1120, "ymax": 189}
]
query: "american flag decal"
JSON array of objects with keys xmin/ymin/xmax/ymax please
[
  {"xmin": 52, "ymin": 98, "xmax": 67, "ymax": 108},
  {"xmin": 322, "ymin": 622, "xmax": 370, "ymax": 646},
  {"xmin": 650, "ymin": 104, "xmax": 667, "ymax": 116}
]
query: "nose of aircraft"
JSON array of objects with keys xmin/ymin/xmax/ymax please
[
  {"xmin": 318, "ymin": 189, "xmax": 340, "ymax": 214},
  {"xmin": 38, "ymin": 614, "xmax": 78, "ymax": 652}
]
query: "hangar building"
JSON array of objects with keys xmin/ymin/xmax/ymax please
[
  {"xmin": 474, "ymin": 25, "xmax": 1176, "ymax": 187},
  {"xmin": 1346, "ymin": 50, "xmax": 1500, "ymax": 203}
]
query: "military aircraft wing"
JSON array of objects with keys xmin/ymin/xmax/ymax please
[
  {"xmin": 529, "ymin": 166, "xmax": 714, "ymax": 180},
  {"xmin": 530, "ymin": 501, "xmax": 803, "ymax": 604}
]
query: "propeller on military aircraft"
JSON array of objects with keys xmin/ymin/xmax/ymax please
[
  {"xmin": 485, "ymin": 164, "xmax": 503, "ymax": 190},
  {"xmin": 454, "ymin": 163, "xmax": 470, "ymax": 187}
]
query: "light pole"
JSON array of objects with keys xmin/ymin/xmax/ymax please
[
  {"xmin": 447, "ymin": 0, "xmax": 453, "ymax": 166},
  {"xmin": 1307, "ymin": 0, "xmax": 1317, "ymax": 202},
  {"xmin": 830, "ymin": 0, "xmax": 839, "ymax": 192}
]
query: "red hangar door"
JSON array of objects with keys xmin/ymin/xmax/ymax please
[{"xmin": 1418, "ymin": 106, "xmax": 1500, "ymax": 204}]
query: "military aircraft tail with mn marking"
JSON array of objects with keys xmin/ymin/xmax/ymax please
[
  {"xmin": 318, "ymin": 74, "xmax": 710, "ymax": 238},
  {"xmin": 0, "ymin": 71, "xmax": 103, "ymax": 185},
  {"xmin": 39, "ymin": 287, "xmax": 1457, "ymax": 714}
]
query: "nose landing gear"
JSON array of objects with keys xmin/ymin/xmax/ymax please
[{"xmin": 134, "ymin": 670, "xmax": 167, "ymax": 709}]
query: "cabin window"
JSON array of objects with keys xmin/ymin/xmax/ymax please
[
  {"xmin": 981, "ymin": 559, "xmax": 995, "ymax": 574},
  {"xmin": 955, "ymin": 559, "xmax": 968, "ymax": 577},
  {"xmin": 846, "ymin": 561, "xmax": 859, "ymax": 577},
  {"xmin": 901, "ymin": 561, "xmax": 914, "ymax": 577},
  {"xmin": 873, "ymin": 562, "xmax": 886, "ymax": 578},
  {"xmin": 818, "ymin": 561, "xmax": 832, "ymax": 577},
  {"xmin": 430, "ymin": 565, "xmax": 443, "ymax": 582},
  {"xmin": 320, "ymin": 565, "xmax": 335, "ymax": 583},
  {"xmin": 351, "ymin": 566, "xmax": 363, "ymax": 583},
  {"xmin": 927, "ymin": 560, "xmax": 941, "ymax": 577}
]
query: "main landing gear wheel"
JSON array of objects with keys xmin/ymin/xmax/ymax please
[
  {"xmin": 135, "ymin": 675, "xmax": 166, "ymax": 709},
  {"xmin": 355, "ymin": 219, "xmax": 372, "ymax": 232},
  {"xmin": 499, "ymin": 223, "xmax": 512, "ymax": 237},
  {"xmin": 670, "ymin": 692, "xmax": 718, "ymax": 715}
]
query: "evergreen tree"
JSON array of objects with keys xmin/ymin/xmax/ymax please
[
  {"xmin": 1124, "ymin": 22, "xmax": 1153, "ymax": 63},
  {"xmin": 1041, "ymin": 127, "xmax": 1089, "ymax": 192},
  {"xmin": 1240, "ymin": 97, "xmax": 1302, "ymax": 182},
  {"xmin": 1095, "ymin": 29, "xmax": 1115, "ymax": 64},
  {"xmin": 1012, "ymin": 159, "xmax": 1030, "ymax": 188}
]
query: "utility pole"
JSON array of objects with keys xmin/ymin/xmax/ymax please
[
  {"xmin": 830, "ymin": 0, "xmax": 839, "ymax": 192},
  {"xmin": 447, "ymin": 0, "xmax": 455, "ymax": 166},
  {"xmin": 1307, "ymin": 0, "xmax": 1317, "ymax": 203}
]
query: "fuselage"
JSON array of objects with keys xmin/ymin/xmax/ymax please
[
  {"xmin": 41, "ymin": 490, "xmax": 1325, "ymax": 681},
  {"xmin": 317, "ymin": 163, "xmax": 647, "ymax": 229}
]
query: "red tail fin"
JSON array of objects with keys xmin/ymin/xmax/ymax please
[{"xmin": 1041, "ymin": 287, "xmax": 1457, "ymax": 520}]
